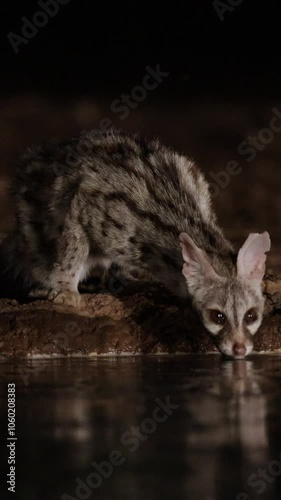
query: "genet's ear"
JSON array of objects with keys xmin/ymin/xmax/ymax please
[
  {"xmin": 237, "ymin": 232, "xmax": 271, "ymax": 281},
  {"xmin": 179, "ymin": 232, "xmax": 221, "ymax": 281}
]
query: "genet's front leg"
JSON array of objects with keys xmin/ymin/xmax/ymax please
[{"xmin": 46, "ymin": 221, "xmax": 90, "ymax": 308}]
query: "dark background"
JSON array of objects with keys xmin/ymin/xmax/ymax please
[
  {"xmin": 0, "ymin": 0, "xmax": 281, "ymax": 269},
  {"xmin": 1, "ymin": 0, "xmax": 280, "ymax": 97}
]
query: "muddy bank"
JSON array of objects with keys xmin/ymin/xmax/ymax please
[{"xmin": 0, "ymin": 276, "xmax": 281, "ymax": 358}]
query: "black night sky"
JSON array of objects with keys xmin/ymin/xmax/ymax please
[{"xmin": 1, "ymin": 0, "xmax": 281, "ymax": 98}]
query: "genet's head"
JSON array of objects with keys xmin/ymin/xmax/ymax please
[{"xmin": 179, "ymin": 232, "xmax": 271, "ymax": 359}]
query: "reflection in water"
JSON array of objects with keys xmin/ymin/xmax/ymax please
[
  {"xmin": 0, "ymin": 355, "xmax": 281, "ymax": 500},
  {"xmin": 184, "ymin": 360, "xmax": 273, "ymax": 500}
]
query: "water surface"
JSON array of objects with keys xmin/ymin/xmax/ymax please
[{"xmin": 1, "ymin": 355, "xmax": 281, "ymax": 500}]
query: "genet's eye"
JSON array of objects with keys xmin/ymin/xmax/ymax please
[
  {"xmin": 244, "ymin": 308, "xmax": 258, "ymax": 324},
  {"xmin": 209, "ymin": 310, "xmax": 227, "ymax": 325}
]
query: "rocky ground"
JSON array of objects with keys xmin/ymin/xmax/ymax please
[{"xmin": 0, "ymin": 274, "xmax": 280, "ymax": 358}]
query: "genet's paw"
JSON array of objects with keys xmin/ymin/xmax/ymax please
[{"xmin": 48, "ymin": 289, "xmax": 83, "ymax": 309}]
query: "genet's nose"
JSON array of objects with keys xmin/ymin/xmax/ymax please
[{"xmin": 232, "ymin": 343, "xmax": 246, "ymax": 357}]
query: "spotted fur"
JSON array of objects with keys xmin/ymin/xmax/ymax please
[{"xmin": 1, "ymin": 129, "xmax": 270, "ymax": 357}]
